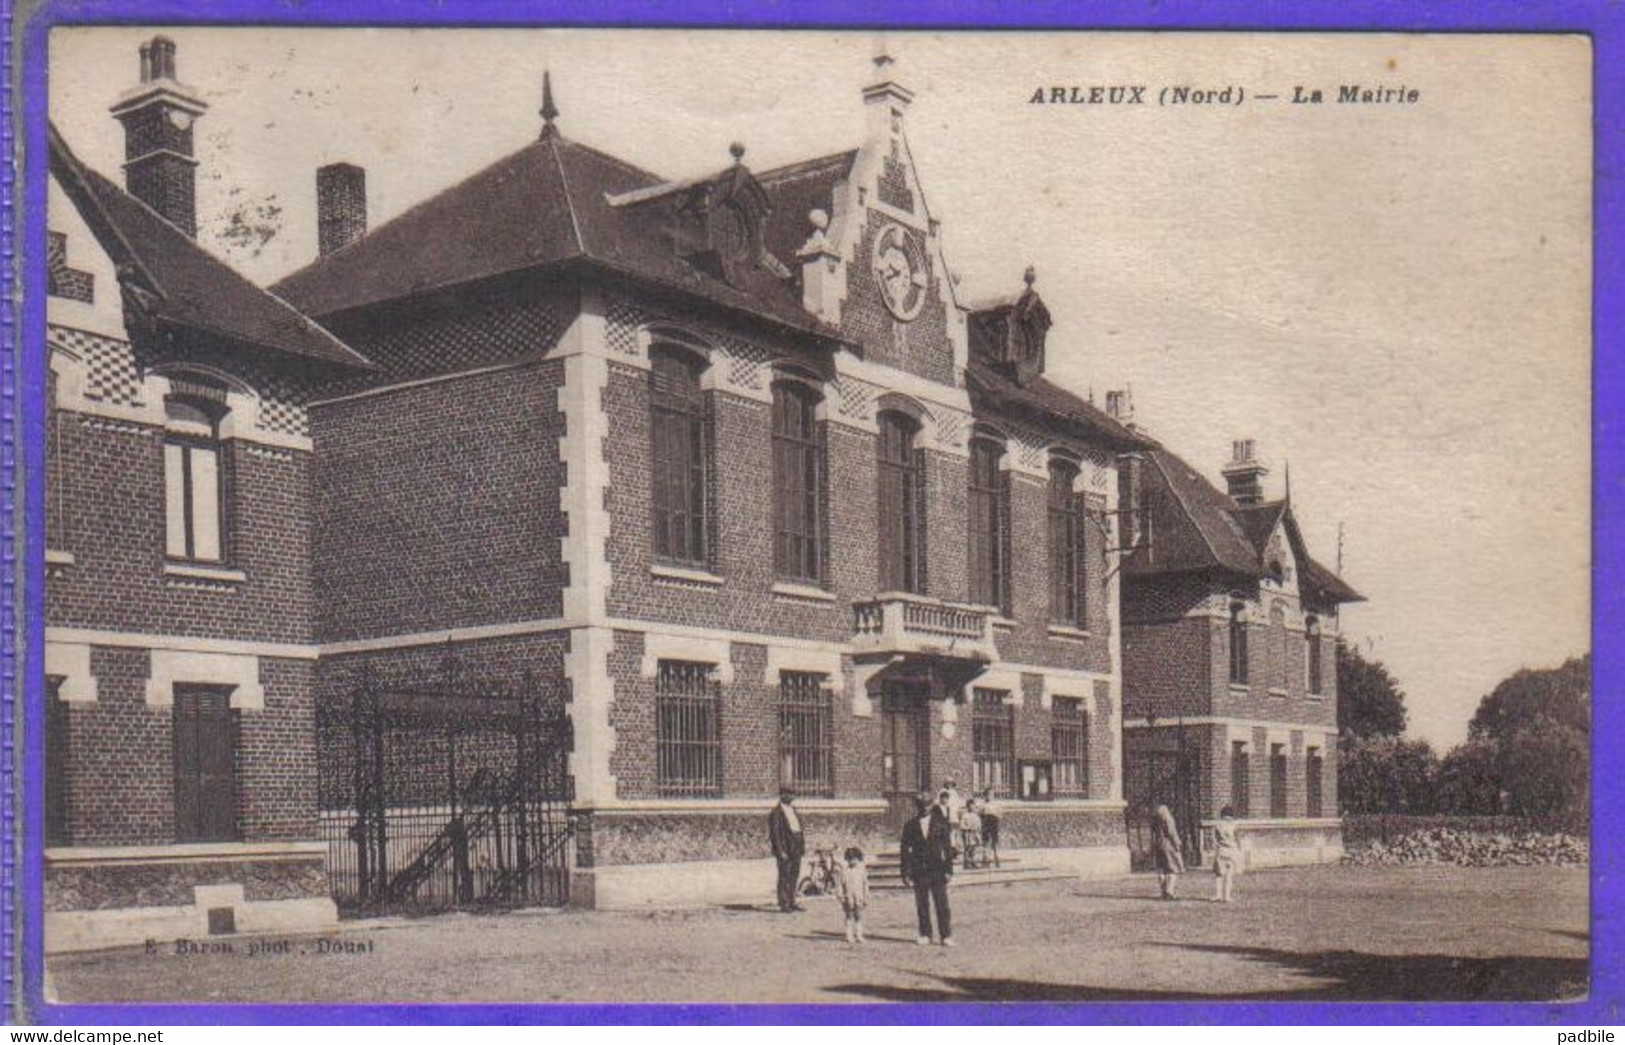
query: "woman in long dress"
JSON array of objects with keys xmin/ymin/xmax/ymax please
[{"xmin": 1152, "ymin": 804, "xmax": 1185, "ymax": 899}]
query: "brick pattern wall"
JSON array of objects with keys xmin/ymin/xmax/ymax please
[
  {"xmin": 318, "ymin": 286, "xmax": 569, "ymax": 396},
  {"xmin": 47, "ymin": 413, "xmax": 313, "ymax": 644},
  {"xmin": 55, "ymin": 647, "xmax": 315, "ymax": 848},
  {"xmin": 995, "ymin": 474, "xmax": 1112, "ymax": 673},
  {"xmin": 839, "ymin": 213, "xmax": 955, "ymax": 386},
  {"xmin": 311, "ymin": 360, "xmax": 567, "ymax": 643}
]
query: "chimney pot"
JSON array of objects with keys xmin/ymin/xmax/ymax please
[
  {"xmin": 1221, "ymin": 438, "xmax": 1270, "ymax": 505},
  {"xmin": 316, "ymin": 163, "xmax": 368, "ymax": 256},
  {"xmin": 113, "ymin": 36, "xmax": 205, "ymax": 237}
]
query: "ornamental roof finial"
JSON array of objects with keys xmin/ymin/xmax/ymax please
[{"xmin": 540, "ymin": 70, "xmax": 560, "ymax": 139}]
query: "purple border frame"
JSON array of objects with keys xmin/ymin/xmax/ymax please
[{"xmin": 11, "ymin": 0, "xmax": 1620, "ymax": 1026}]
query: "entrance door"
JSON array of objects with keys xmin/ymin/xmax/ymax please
[{"xmin": 880, "ymin": 685, "xmax": 931, "ymax": 829}]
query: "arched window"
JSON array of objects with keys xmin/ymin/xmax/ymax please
[
  {"xmin": 876, "ymin": 411, "xmax": 922, "ymax": 593},
  {"xmin": 1306, "ymin": 615, "xmax": 1324, "ymax": 695},
  {"xmin": 649, "ymin": 347, "xmax": 710, "ymax": 565},
  {"xmin": 164, "ymin": 385, "xmax": 228, "ymax": 563},
  {"xmin": 1228, "ymin": 601, "xmax": 1249, "ymax": 685},
  {"xmin": 1048, "ymin": 457, "xmax": 1083, "ymax": 625},
  {"xmin": 772, "ymin": 380, "xmax": 823, "ymax": 582},
  {"xmin": 967, "ymin": 436, "xmax": 1009, "ymax": 610}
]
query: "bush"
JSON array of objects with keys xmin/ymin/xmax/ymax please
[{"xmin": 1338, "ymin": 735, "xmax": 1439, "ymax": 814}]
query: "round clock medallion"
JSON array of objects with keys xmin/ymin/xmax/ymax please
[{"xmin": 872, "ymin": 223, "xmax": 928, "ymax": 322}]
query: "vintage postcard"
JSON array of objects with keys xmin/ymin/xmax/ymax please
[{"xmin": 22, "ymin": 24, "xmax": 1593, "ymax": 1014}]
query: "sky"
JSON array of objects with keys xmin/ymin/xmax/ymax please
[{"xmin": 47, "ymin": 29, "xmax": 1593, "ymax": 749}]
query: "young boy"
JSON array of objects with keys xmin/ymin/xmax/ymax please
[
  {"xmin": 1211, "ymin": 805, "xmax": 1240, "ymax": 903},
  {"xmin": 835, "ymin": 846, "xmax": 870, "ymax": 943}
]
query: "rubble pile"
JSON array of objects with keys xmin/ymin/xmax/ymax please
[{"xmin": 1344, "ymin": 827, "xmax": 1588, "ymax": 868}]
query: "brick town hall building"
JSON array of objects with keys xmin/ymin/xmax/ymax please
[{"xmin": 40, "ymin": 38, "xmax": 1360, "ymax": 950}]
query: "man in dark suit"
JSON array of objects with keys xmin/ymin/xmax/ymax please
[
  {"xmin": 768, "ymin": 789, "xmax": 806, "ymax": 912},
  {"xmin": 900, "ymin": 790, "xmax": 956, "ymax": 945}
]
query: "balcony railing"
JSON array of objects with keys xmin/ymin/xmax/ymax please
[{"xmin": 852, "ymin": 593, "xmax": 998, "ymax": 662}]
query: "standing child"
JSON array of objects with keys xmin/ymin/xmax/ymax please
[
  {"xmin": 835, "ymin": 846, "xmax": 870, "ymax": 943},
  {"xmin": 1211, "ymin": 806, "xmax": 1241, "ymax": 903}
]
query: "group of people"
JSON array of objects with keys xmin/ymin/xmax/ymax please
[
  {"xmin": 1152, "ymin": 802, "xmax": 1242, "ymax": 903},
  {"xmin": 765, "ymin": 780, "xmax": 998, "ymax": 948},
  {"xmin": 766, "ymin": 789, "xmax": 1247, "ymax": 951}
]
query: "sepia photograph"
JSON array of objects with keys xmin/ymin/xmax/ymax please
[{"xmin": 31, "ymin": 26, "xmax": 1591, "ymax": 1009}]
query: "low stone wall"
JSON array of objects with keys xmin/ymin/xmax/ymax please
[
  {"xmin": 994, "ymin": 802, "xmax": 1127, "ymax": 851},
  {"xmin": 45, "ymin": 842, "xmax": 339, "ymax": 954},
  {"xmin": 574, "ymin": 803, "xmax": 893, "ymax": 867},
  {"xmin": 571, "ymin": 801, "xmax": 1132, "ymax": 909},
  {"xmin": 1197, "ymin": 818, "xmax": 1345, "ymax": 870}
]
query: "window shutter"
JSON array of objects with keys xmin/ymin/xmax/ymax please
[
  {"xmin": 911, "ymin": 447, "xmax": 929, "ymax": 595},
  {"xmin": 997, "ymin": 467, "xmax": 1013, "ymax": 615}
]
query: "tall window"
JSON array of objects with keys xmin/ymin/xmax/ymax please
[
  {"xmin": 650, "ymin": 348, "xmax": 710, "ymax": 564},
  {"xmin": 172, "ymin": 686, "xmax": 238, "ymax": 843},
  {"xmin": 655, "ymin": 660, "xmax": 721, "ymax": 796},
  {"xmin": 1228, "ymin": 602, "xmax": 1249, "ymax": 685},
  {"xmin": 1269, "ymin": 743, "xmax": 1288, "ymax": 818},
  {"xmin": 1306, "ymin": 746, "xmax": 1324, "ymax": 818},
  {"xmin": 772, "ymin": 382, "xmax": 823, "ymax": 583},
  {"xmin": 164, "ymin": 397, "xmax": 225, "ymax": 563},
  {"xmin": 876, "ymin": 412, "xmax": 922, "ymax": 593},
  {"xmin": 1306, "ymin": 616, "xmax": 1324, "ymax": 694},
  {"xmin": 1048, "ymin": 459, "xmax": 1083, "ymax": 625},
  {"xmin": 45, "ymin": 679, "xmax": 70, "ymax": 846},
  {"xmin": 968, "ymin": 437, "xmax": 1008, "ymax": 610},
  {"xmin": 971, "ymin": 689, "xmax": 1014, "ymax": 798},
  {"xmin": 1230, "ymin": 741, "xmax": 1250, "ymax": 817},
  {"xmin": 1051, "ymin": 697, "xmax": 1088, "ymax": 797},
  {"xmin": 778, "ymin": 671, "xmax": 833, "ymax": 796}
]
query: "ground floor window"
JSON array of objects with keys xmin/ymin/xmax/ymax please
[
  {"xmin": 1230, "ymin": 741, "xmax": 1250, "ymax": 817},
  {"xmin": 1269, "ymin": 743, "xmax": 1288, "ymax": 819},
  {"xmin": 972, "ymin": 689, "xmax": 1015, "ymax": 798},
  {"xmin": 655, "ymin": 660, "xmax": 722, "ymax": 797},
  {"xmin": 778, "ymin": 671, "xmax": 833, "ymax": 797},
  {"xmin": 1307, "ymin": 746, "xmax": 1324, "ymax": 818},
  {"xmin": 172, "ymin": 686, "xmax": 239, "ymax": 843},
  {"xmin": 1051, "ymin": 698, "xmax": 1087, "ymax": 797}
]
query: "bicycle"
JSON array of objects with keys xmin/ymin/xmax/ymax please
[{"xmin": 797, "ymin": 846, "xmax": 842, "ymax": 897}]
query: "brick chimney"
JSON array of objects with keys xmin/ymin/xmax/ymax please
[
  {"xmin": 109, "ymin": 35, "xmax": 208, "ymax": 237},
  {"xmin": 316, "ymin": 163, "xmax": 367, "ymax": 256},
  {"xmin": 1222, "ymin": 439, "xmax": 1270, "ymax": 505}
]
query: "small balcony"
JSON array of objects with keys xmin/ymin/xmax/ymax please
[{"xmin": 851, "ymin": 593, "xmax": 998, "ymax": 664}]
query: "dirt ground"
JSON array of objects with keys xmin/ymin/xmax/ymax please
[{"xmin": 45, "ymin": 864, "xmax": 1588, "ymax": 1006}]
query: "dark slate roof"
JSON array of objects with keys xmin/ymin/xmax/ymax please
[
  {"xmin": 48, "ymin": 123, "xmax": 372, "ymax": 371},
  {"xmin": 1128, "ymin": 447, "xmax": 1363, "ymax": 603},
  {"xmin": 1233, "ymin": 500, "xmax": 1288, "ymax": 554},
  {"xmin": 966, "ymin": 360, "xmax": 1151, "ymax": 452},
  {"xmin": 271, "ymin": 134, "xmax": 840, "ymax": 340}
]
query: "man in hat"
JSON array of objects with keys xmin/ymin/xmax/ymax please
[
  {"xmin": 900, "ymin": 791, "xmax": 957, "ymax": 945},
  {"xmin": 768, "ymin": 789, "xmax": 806, "ymax": 912}
]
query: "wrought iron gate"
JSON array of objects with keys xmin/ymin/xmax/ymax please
[
  {"xmin": 1125, "ymin": 745, "xmax": 1203, "ymax": 872},
  {"xmin": 318, "ymin": 654, "xmax": 574, "ymax": 916}
]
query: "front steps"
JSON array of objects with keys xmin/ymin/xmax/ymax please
[{"xmin": 865, "ymin": 850, "xmax": 1075, "ymax": 891}]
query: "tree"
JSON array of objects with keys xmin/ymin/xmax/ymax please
[
  {"xmin": 1435, "ymin": 739, "xmax": 1503, "ymax": 816},
  {"xmin": 1337, "ymin": 638, "xmax": 1408, "ymax": 740},
  {"xmin": 1468, "ymin": 654, "xmax": 1590, "ymax": 742},
  {"xmin": 1440, "ymin": 654, "xmax": 1592, "ymax": 821},
  {"xmin": 1338, "ymin": 735, "xmax": 1438, "ymax": 814}
]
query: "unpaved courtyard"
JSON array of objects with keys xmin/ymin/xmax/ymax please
[{"xmin": 47, "ymin": 864, "xmax": 1588, "ymax": 1005}]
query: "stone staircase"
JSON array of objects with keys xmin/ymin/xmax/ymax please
[{"xmin": 866, "ymin": 849, "xmax": 1075, "ymax": 891}]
